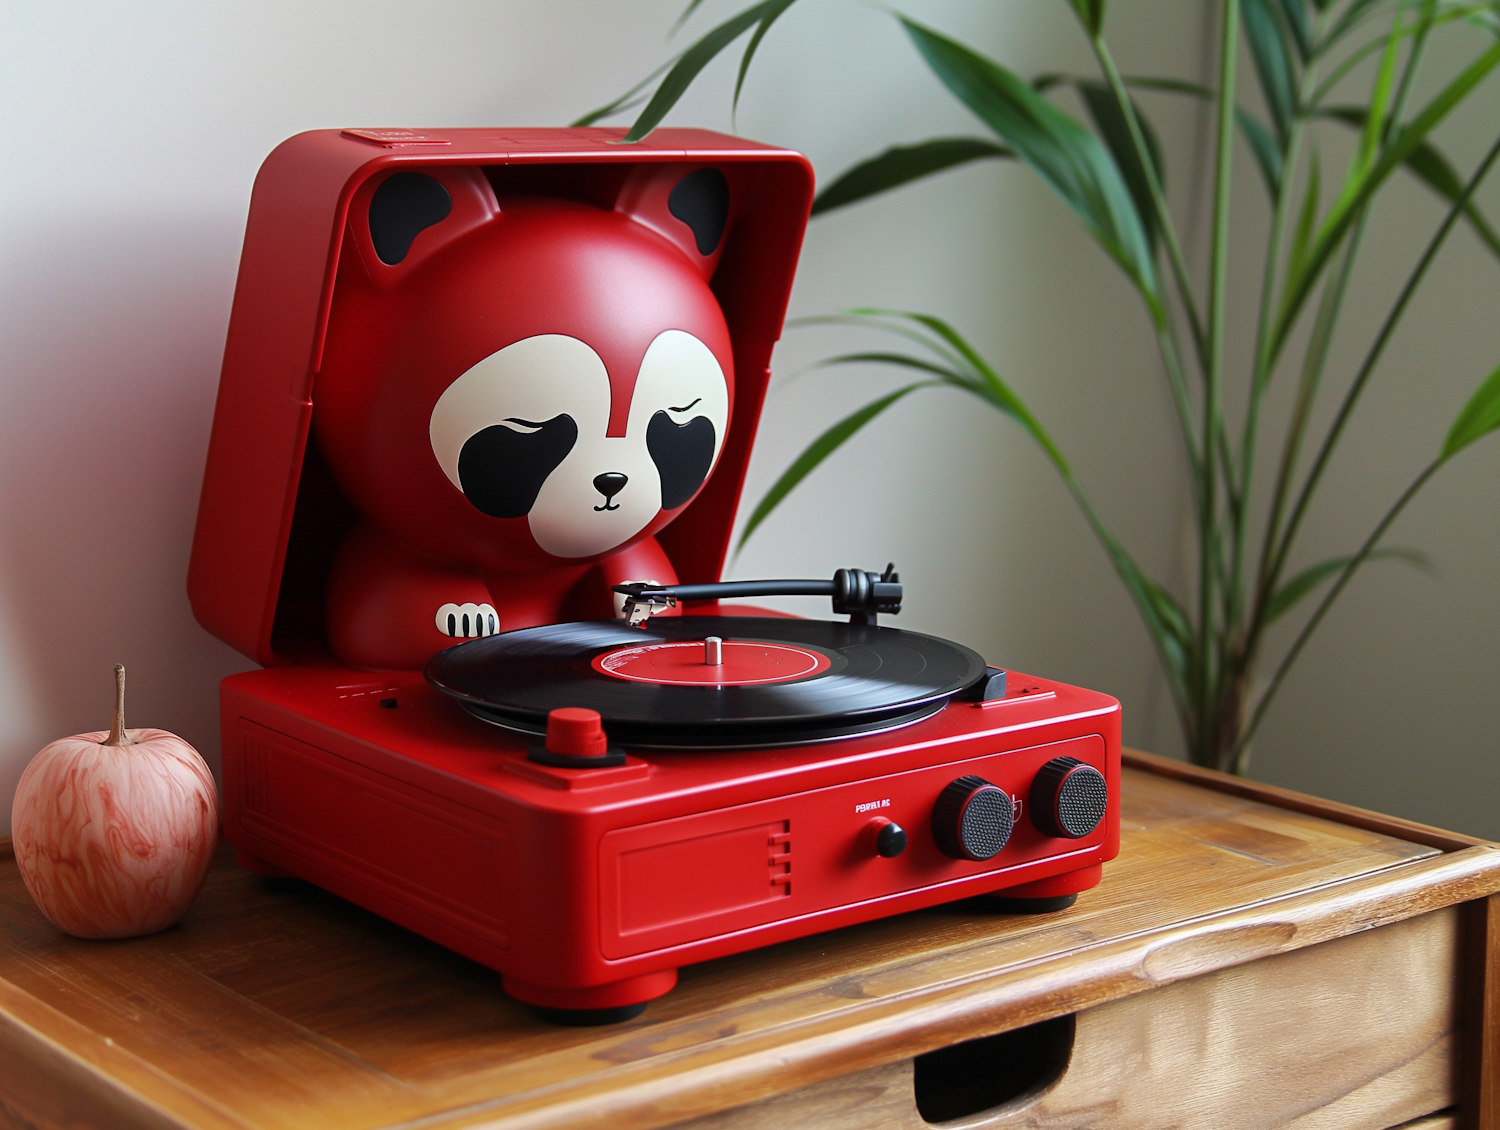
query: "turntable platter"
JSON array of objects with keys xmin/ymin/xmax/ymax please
[{"xmin": 424, "ymin": 616, "xmax": 987, "ymax": 748}]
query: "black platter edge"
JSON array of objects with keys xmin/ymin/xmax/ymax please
[{"xmin": 458, "ymin": 699, "xmax": 949, "ymax": 751}]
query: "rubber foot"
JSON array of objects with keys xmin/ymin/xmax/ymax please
[
  {"xmin": 982, "ymin": 892, "xmax": 1079, "ymax": 914},
  {"xmin": 502, "ymin": 968, "xmax": 676, "ymax": 1014},
  {"xmin": 529, "ymin": 1002, "xmax": 648, "ymax": 1026}
]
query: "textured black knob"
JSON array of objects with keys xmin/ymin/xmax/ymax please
[
  {"xmin": 876, "ymin": 821, "xmax": 908, "ymax": 858},
  {"xmin": 1030, "ymin": 757, "xmax": 1108, "ymax": 839},
  {"xmin": 932, "ymin": 775, "xmax": 1015, "ymax": 861}
]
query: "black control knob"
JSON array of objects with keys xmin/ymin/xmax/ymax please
[
  {"xmin": 1030, "ymin": 757, "xmax": 1108, "ymax": 839},
  {"xmin": 932, "ymin": 775, "xmax": 1015, "ymax": 861}
]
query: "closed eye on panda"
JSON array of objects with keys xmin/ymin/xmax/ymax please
[
  {"xmin": 668, "ymin": 398, "xmax": 702, "ymax": 414},
  {"xmin": 457, "ymin": 412, "xmax": 579, "ymax": 519}
]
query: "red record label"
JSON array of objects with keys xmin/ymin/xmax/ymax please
[{"xmin": 592, "ymin": 639, "xmax": 832, "ymax": 686}]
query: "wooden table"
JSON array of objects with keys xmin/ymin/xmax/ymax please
[{"xmin": 1, "ymin": 750, "xmax": 1496, "ymax": 1130}]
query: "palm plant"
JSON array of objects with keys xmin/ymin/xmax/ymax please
[{"xmin": 582, "ymin": 0, "xmax": 1500, "ymax": 774}]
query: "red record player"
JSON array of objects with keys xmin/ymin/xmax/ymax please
[{"xmin": 188, "ymin": 127, "xmax": 1121, "ymax": 1024}]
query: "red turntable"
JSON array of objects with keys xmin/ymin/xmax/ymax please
[{"xmin": 188, "ymin": 127, "xmax": 1121, "ymax": 1024}]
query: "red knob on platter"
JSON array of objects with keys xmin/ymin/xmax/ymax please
[
  {"xmin": 545, "ymin": 707, "xmax": 608, "ymax": 758},
  {"xmin": 1029, "ymin": 757, "xmax": 1108, "ymax": 839},
  {"xmin": 931, "ymin": 775, "xmax": 1014, "ymax": 861},
  {"xmin": 528, "ymin": 707, "xmax": 626, "ymax": 768}
]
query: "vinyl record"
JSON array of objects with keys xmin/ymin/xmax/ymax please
[{"xmin": 424, "ymin": 616, "xmax": 987, "ymax": 748}]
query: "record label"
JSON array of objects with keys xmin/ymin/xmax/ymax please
[{"xmin": 592, "ymin": 640, "xmax": 832, "ymax": 686}]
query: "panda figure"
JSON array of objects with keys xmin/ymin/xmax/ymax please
[{"xmin": 313, "ymin": 163, "xmax": 736, "ymax": 670}]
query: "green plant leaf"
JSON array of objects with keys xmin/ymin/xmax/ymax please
[
  {"xmin": 1142, "ymin": 576, "xmax": 1192, "ymax": 645},
  {"xmin": 733, "ymin": 0, "xmax": 801, "ymax": 117},
  {"xmin": 772, "ymin": 307, "xmax": 1193, "ymax": 712},
  {"xmin": 671, "ymin": 0, "xmax": 716, "ymax": 36},
  {"xmin": 803, "ymin": 308, "xmax": 1075, "ymax": 472},
  {"xmin": 1288, "ymin": 149, "xmax": 1321, "ymax": 276},
  {"xmin": 1319, "ymin": 105, "xmax": 1500, "ymax": 259},
  {"xmin": 624, "ymin": 0, "xmax": 798, "ymax": 142},
  {"xmin": 736, "ymin": 382, "xmax": 936, "ymax": 551},
  {"xmin": 1408, "ymin": 146, "xmax": 1500, "ymax": 258},
  {"xmin": 1442, "ymin": 359, "xmax": 1500, "ymax": 459},
  {"xmin": 1320, "ymin": 0, "xmax": 1395, "ymax": 52},
  {"xmin": 1067, "ymin": 0, "xmax": 1107, "ymax": 37},
  {"xmin": 1309, "ymin": 4, "xmax": 1495, "ymax": 107},
  {"xmin": 842, "ymin": 308, "xmax": 1061, "ymax": 451},
  {"xmin": 1076, "ymin": 79, "xmax": 1166, "ymax": 250},
  {"xmin": 1122, "ymin": 76, "xmax": 1282, "ymax": 194},
  {"xmin": 1266, "ymin": 547, "xmax": 1431, "ymax": 622},
  {"xmin": 1277, "ymin": 0, "xmax": 1315, "ymax": 60},
  {"xmin": 1352, "ymin": 0, "xmax": 1409, "ymax": 179},
  {"xmin": 1243, "ymin": 0, "xmax": 1300, "ymax": 141},
  {"xmin": 572, "ymin": 55, "xmax": 681, "ymax": 127},
  {"xmin": 790, "ymin": 313, "xmax": 972, "ymax": 372},
  {"xmin": 808, "ymin": 351, "xmax": 985, "ymax": 393},
  {"xmin": 1139, "ymin": 575, "xmax": 1192, "ymax": 703},
  {"xmin": 811, "ymin": 137, "xmax": 1013, "ymax": 216},
  {"xmin": 1239, "ymin": 111, "xmax": 1286, "ymax": 196},
  {"xmin": 1277, "ymin": 36, "xmax": 1500, "ymax": 353},
  {"xmin": 1071, "ymin": 520, "xmax": 1193, "ymax": 710},
  {"xmin": 900, "ymin": 16, "xmax": 1159, "ymax": 304}
]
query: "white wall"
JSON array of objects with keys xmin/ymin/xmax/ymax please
[{"xmin": 2, "ymin": 2, "xmax": 1494, "ymax": 839}]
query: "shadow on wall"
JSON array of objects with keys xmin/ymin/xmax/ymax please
[{"xmin": 0, "ymin": 213, "xmax": 256, "ymax": 829}]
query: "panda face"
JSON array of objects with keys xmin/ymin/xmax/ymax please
[{"xmin": 428, "ymin": 330, "xmax": 729, "ymax": 559}]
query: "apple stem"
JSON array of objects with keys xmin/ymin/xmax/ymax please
[{"xmin": 106, "ymin": 664, "xmax": 132, "ymax": 747}]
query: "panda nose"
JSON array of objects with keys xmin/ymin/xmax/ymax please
[{"xmin": 593, "ymin": 473, "xmax": 628, "ymax": 501}]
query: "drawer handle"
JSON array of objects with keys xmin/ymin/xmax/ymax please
[
  {"xmin": 1142, "ymin": 921, "xmax": 1299, "ymax": 983},
  {"xmin": 913, "ymin": 1014, "xmax": 1075, "ymax": 1123}
]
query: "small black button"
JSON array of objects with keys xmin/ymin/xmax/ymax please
[
  {"xmin": 876, "ymin": 821, "xmax": 908, "ymax": 858},
  {"xmin": 379, "ymin": 698, "xmax": 398, "ymax": 709}
]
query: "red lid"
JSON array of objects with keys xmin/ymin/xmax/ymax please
[{"xmin": 187, "ymin": 128, "xmax": 813, "ymax": 667}]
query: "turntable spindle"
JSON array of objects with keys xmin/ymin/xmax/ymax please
[{"xmin": 704, "ymin": 636, "xmax": 723, "ymax": 666}]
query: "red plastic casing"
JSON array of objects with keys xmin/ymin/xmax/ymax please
[{"xmin": 189, "ymin": 128, "xmax": 1121, "ymax": 1011}]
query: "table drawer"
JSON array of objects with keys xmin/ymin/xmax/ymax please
[{"xmin": 670, "ymin": 907, "xmax": 1458, "ymax": 1130}]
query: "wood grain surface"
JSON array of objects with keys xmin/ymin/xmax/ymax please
[
  {"xmin": 1461, "ymin": 894, "xmax": 1499, "ymax": 1130},
  {"xmin": 1122, "ymin": 749, "xmax": 1490, "ymax": 852},
  {"xmin": 668, "ymin": 906, "xmax": 1460, "ymax": 1129},
  {"xmin": 0, "ymin": 762, "xmax": 1496, "ymax": 1130}
]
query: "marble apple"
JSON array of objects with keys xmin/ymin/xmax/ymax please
[{"xmin": 11, "ymin": 665, "xmax": 219, "ymax": 938}]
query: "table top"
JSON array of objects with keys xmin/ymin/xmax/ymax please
[{"xmin": 2, "ymin": 751, "xmax": 1497, "ymax": 1130}]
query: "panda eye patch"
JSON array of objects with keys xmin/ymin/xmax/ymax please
[
  {"xmin": 648, "ymin": 411, "xmax": 717, "ymax": 510},
  {"xmin": 457, "ymin": 413, "xmax": 578, "ymax": 519},
  {"xmin": 668, "ymin": 398, "xmax": 702, "ymax": 414}
]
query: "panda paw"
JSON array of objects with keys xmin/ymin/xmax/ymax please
[{"xmin": 436, "ymin": 602, "xmax": 500, "ymax": 639}]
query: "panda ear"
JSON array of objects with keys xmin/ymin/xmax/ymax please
[
  {"xmin": 615, "ymin": 165, "xmax": 732, "ymax": 279},
  {"xmin": 667, "ymin": 169, "xmax": 730, "ymax": 256},
  {"xmin": 347, "ymin": 167, "xmax": 500, "ymax": 290},
  {"xmin": 369, "ymin": 172, "xmax": 452, "ymax": 264}
]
